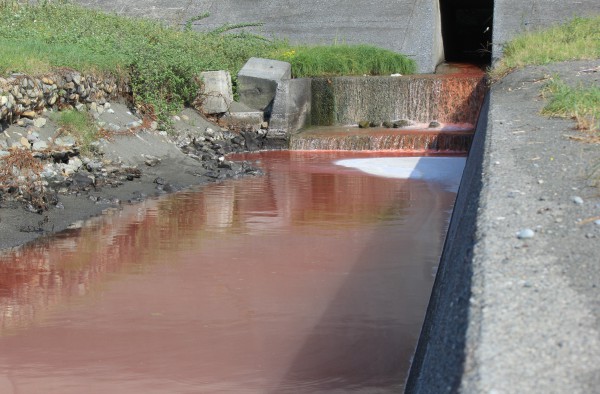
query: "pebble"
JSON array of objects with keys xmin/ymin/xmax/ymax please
[
  {"xmin": 126, "ymin": 120, "xmax": 142, "ymax": 128},
  {"xmin": 571, "ymin": 196, "xmax": 584, "ymax": 205},
  {"xmin": 33, "ymin": 118, "xmax": 47, "ymax": 128},
  {"xmin": 516, "ymin": 228, "xmax": 535, "ymax": 239},
  {"xmin": 594, "ymin": 220, "xmax": 600, "ymax": 226},
  {"xmin": 32, "ymin": 141, "xmax": 48, "ymax": 151}
]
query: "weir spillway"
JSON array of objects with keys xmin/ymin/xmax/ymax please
[{"xmin": 291, "ymin": 64, "xmax": 486, "ymax": 153}]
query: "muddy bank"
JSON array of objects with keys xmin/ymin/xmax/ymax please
[{"xmin": 0, "ymin": 103, "xmax": 272, "ymax": 251}]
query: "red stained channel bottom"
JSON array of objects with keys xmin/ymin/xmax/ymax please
[{"xmin": 0, "ymin": 151, "xmax": 462, "ymax": 393}]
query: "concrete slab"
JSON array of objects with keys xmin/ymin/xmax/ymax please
[
  {"xmin": 221, "ymin": 101, "xmax": 264, "ymax": 131},
  {"xmin": 199, "ymin": 70, "xmax": 233, "ymax": 114},
  {"xmin": 237, "ymin": 57, "xmax": 291, "ymax": 115},
  {"xmin": 268, "ymin": 78, "xmax": 311, "ymax": 138}
]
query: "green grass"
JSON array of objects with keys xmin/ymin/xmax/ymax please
[
  {"xmin": 0, "ymin": 1, "xmax": 416, "ymax": 125},
  {"xmin": 542, "ymin": 78, "xmax": 600, "ymax": 135},
  {"xmin": 491, "ymin": 16, "xmax": 600, "ymax": 79},
  {"xmin": 50, "ymin": 109, "xmax": 99, "ymax": 154},
  {"xmin": 270, "ymin": 44, "xmax": 416, "ymax": 77}
]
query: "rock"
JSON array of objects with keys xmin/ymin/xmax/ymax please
[
  {"xmin": 0, "ymin": 96, "xmax": 7, "ymax": 106},
  {"xmin": 429, "ymin": 121, "xmax": 441, "ymax": 128},
  {"xmin": 516, "ymin": 228, "xmax": 535, "ymax": 239},
  {"xmin": 19, "ymin": 137, "xmax": 30, "ymax": 148},
  {"xmin": 382, "ymin": 121, "xmax": 394, "ymax": 128},
  {"xmin": 0, "ymin": 150, "xmax": 9, "ymax": 158},
  {"xmin": 68, "ymin": 157, "xmax": 83, "ymax": 171},
  {"xmin": 86, "ymin": 160, "xmax": 103, "ymax": 171},
  {"xmin": 144, "ymin": 155, "xmax": 161, "ymax": 167},
  {"xmin": 126, "ymin": 120, "xmax": 142, "ymax": 128},
  {"xmin": 33, "ymin": 117, "xmax": 47, "ymax": 128},
  {"xmin": 394, "ymin": 119, "xmax": 412, "ymax": 128},
  {"xmin": 17, "ymin": 118, "xmax": 34, "ymax": 127},
  {"xmin": 571, "ymin": 196, "xmax": 584, "ymax": 205},
  {"xmin": 71, "ymin": 172, "xmax": 94, "ymax": 186},
  {"xmin": 54, "ymin": 136, "xmax": 76, "ymax": 147},
  {"xmin": 26, "ymin": 133, "xmax": 40, "ymax": 143},
  {"xmin": 21, "ymin": 110, "xmax": 36, "ymax": 119},
  {"xmin": 32, "ymin": 141, "xmax": 48, "ymax": 151},
  {"xmin": 358, "ymin": 120, "xmax": 370, "ymax": 128}
]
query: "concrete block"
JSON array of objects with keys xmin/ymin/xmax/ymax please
[
  {"xmin": 237, "ymin": 58, "xmax": 291, "ymax": 115},
  {"xmin": 199, "ymin": 70, "xmax": 233, "ymax": 114},
  {"xmin": 222, "ymin": 102, "xmax": 264, "ymax": 131},
  {"xmin": 268, "ymin": 78, "xmax": 312, "ymax": 139}
]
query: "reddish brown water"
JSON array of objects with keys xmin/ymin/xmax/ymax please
[{"xmin": 0, "ymin": 151, "xmax": 462, "ymax": 393}]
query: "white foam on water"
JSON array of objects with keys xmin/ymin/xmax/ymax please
[{"xmin": 335, "ymin": 157, "xmax": 467, "ymax": 192}]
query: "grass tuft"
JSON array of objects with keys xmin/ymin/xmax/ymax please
[
  {"xmin": 50, "ymin": 109, "xmax": 99, "ymax": 155},
  {"xmin": 490, "ymin": 16, "xmax": 600, "ymax": 79},
  {"xmin": 270, "ymin": 44, "xmax": 417, "ymax": 77},
  {"xmin": 542, "ymin": 78, "xmax": 600, "ymax": 141}
]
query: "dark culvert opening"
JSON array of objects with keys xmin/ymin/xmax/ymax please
[{"xmin": 440, "ymin": 0, "xmax": 494, "ymax": 65}]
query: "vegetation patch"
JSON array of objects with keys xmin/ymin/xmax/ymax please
[
  {"xmin": 50, "ymin": 109, "xmax": 99, "ymax": 154},
  {"xmin": 542, "ymin": 78, "xmax": 600, "ymax": 141},
  {"xmin": 490, "ymin": 16, "xmax": 600, "ymax": 80},
  {"xmin": 271, "ymin": 44, "xmax": 417, "ymax": 78}
]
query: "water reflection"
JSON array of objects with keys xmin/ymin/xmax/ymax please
[{"xmin": 0, "ymin": 151, "xmax": 463, "ymax": 393}]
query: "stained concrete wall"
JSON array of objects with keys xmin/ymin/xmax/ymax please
[{"xmin": 75, "ymin": 0, "xmax": 444, "ymax": 74}]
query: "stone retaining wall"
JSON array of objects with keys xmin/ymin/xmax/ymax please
[{"xmin": 0, "ymin": 70, "xmax": 125, "ymax": 125}]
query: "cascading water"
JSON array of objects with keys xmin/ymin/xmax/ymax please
[
  {"xmin": 296, "ymin": 65, "xmax": 486, "ymax": 152},
  {"xmin": 289, "ymin": 127, "xmax": 474, "ymax": 152}
]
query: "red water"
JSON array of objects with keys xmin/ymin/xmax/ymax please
[{"xmin": 0, "ymin": 151, "xmax": 460, "ymax": 393}]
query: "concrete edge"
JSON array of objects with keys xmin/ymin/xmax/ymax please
[{"xmin": 405, "ymin": 92, "xmax": 490, "ymax": 393}]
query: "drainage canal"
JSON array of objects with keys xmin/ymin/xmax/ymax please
[{"xmin": 0, "ymin": 68, "xmax": 485, "ymax": 392}]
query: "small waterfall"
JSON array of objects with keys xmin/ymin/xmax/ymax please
[
  {"xmin": 311, "ymin": 73, "xmax": 486, "ymax": 127},
  {"xmin": 290, "ymin": 128, "xmax": 474, "ymax": 152},
  {"xmin": 297, "ymin": 67, "xmax": 485, "ymax": 152}
]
